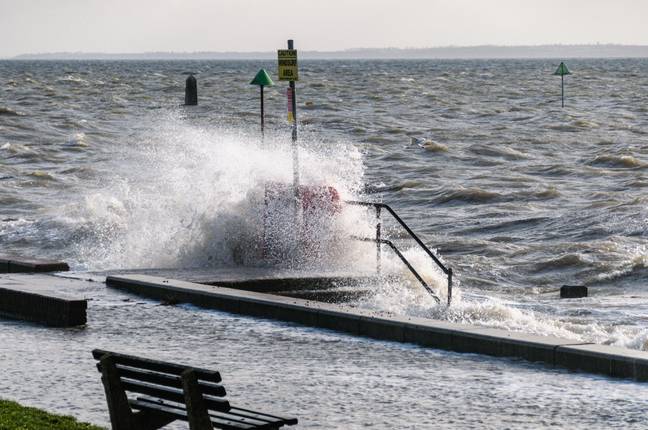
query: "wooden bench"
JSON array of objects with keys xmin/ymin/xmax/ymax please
[{"xmin": 92, "ymin": 349, "xmax": 298, "ymax": 430}]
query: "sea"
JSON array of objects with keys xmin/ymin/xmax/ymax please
[{"xmin": 2, "ymin": 59, "xmax": 648, "ymax": 428}]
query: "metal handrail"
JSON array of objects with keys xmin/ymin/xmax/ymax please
[
  {"xmin": 351, "ymin": 236, "xmax": 441, "ymax": 303},
  {"xmin": 345, "ymin": 200, "xmax": 453, "ymax": 306}
]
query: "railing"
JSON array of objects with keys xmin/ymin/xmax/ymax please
[{"xmin": 345, "ymin": 201, "xmax": 453, "ymax": 306}]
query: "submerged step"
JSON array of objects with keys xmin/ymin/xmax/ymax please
[
  {"xmin": 0, "ymin": 256, "xmax": 69, "ymax": 273},
  {"xmin": 105, "ymin": 274, "xmax": 648, "ymax": 382},
  {"xmin": 0, "ymin": 274, "xmax": 87, "ymax": 327},
  {"xmin": 277, "ymin": 288, "xmax": 371, "ymax": 302},
  {"xmin": 201, "ymin": 276, "xmax": 376, "ymax": 294}
]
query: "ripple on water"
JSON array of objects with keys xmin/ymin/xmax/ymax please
[
  {"xmin": 468, "ymin": 144, "xmax": 527, "ymax": 160},
  {"xmin": 364, "ymin": 135, "xmax": 400, "ymax": 144}
]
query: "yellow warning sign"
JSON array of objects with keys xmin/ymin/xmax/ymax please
[{"xmin": 277, "ymin": 49, "xmax": 298, "ymax": 81}]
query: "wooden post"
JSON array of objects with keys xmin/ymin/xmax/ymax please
[{"xmin": 185, "ymin": 74, "xmax": 197, "ymax": 105}]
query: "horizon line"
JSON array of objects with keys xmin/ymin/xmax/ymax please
[{"xmin": 6, "ymin": 43, "xmax": 648, "ymax": 60}]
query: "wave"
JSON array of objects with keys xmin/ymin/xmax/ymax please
[
  {"xmin": 436, "ymin": 187, "xmax": 501, "ymax": 204},
  {"xmin": 63, "ymin": 132, "xmax": 90, "ymax": 148},
  {"xmin": 364, "ymin": 135, "xmax": 398, "ymax": 144},
  {"xmin": 531, "ymin": 254, "xmax": 588, "ymax": 273},
  {"xmin": 591, "ymin": 247, "xmax": 648, "ymax": 284},
  {"xmin": 589, "ymin": 154, "xmax": 645, "ymax": 169},
  {"xmin": 359, "ymin": 276, "xmax": 648, "ymax": 351},
  {"xmin": 548, "ymin": 124, "xmax": 581, "ymax": 132},
  {"xmin": 27, "ymin": 171, "xmax": 57, "ymax": 181},
  {"xmin": 1, "ymin": 143, "xmax": 40, "ymax": 160},
  {"xmin": 531, "ymin": 187, "xmax": 560, "ymax": 199},
  {"xmin": 469, "ymin": 144, "xmax": 526, "ymax": 160},
  {"xmin": 303, "ymin": 101, "xmax": 338, "ymax": 111},
  {"xmin": 0, "ymin": 196, "xmax": 28, "ymax": 205},
  {"xmin": 572, "ymin": 119, "xmax": 599, "ymax": 129},
  {"xmin": 459, "ymin": 216, "xmax": 551, "ymax": 235},
  {"xmin": 57, "ymin": 75, "xmax": 89, "ymax": 85},
  {"xmin": 421, "ymin": 141, "xmax": 448, "ymax": 152},
  {"xmin": 0, "ymin": 106, "xmax": 20, "ymax": 116},
  {"xmin": 364, "ymin": 180, "xmax": 423, "ymax": 193}
]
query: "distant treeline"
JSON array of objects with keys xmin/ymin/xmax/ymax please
[{"xmin": 12, "ymin": 45, "xmax": 648, "ymax": 60}]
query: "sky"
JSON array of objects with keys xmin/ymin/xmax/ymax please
[{"xmin": 1, "ymin": 0, "xmax": 647, "ymax": 58}]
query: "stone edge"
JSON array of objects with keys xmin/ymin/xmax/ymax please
[
  {"xmin": 0, "ymin": 286, "xmax": 87, "ymax": 327},
  {"xmin": 0, "ymin": 256, "xmax": 70, "ymax": 273}
]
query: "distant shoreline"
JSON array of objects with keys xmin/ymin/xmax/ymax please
[{"xmin": 8, "ymin": 44, "xmax": 648, "ymax": 60}]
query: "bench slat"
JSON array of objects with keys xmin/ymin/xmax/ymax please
[
  {"xmin": 228, "ymin": 407, "xmax": 298, "ymax": 426},
  {"xmin": 214, "ymin": 410, "xmax": 288, "ymax": 429},
  {"xmin": 122, "ymin": 380, "xmax": 230, "ymax": 412},
  {"xmin": 131, "ymin": 398, "xmax": 259, "ymax": 430},
  {"xmin": 93, "ymin": 349, "xmax": 222, "ymax": 383},
  {"xmin": 133, "ymin": 396, "xmax": 294, "ymax": 429},
  {"xmin": 211, "ymin": 413, "xmax": 276, "ymax": 429},
  {"xmin": 103, "ymin": 364, "xmax": 227, "ymax": 397}
]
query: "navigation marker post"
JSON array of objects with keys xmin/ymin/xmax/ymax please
[
  {"xmin": 185, "ymin": 74, "xmax": 197, "ymax": 105},
  {"xmin": 278, "ymin": 40, "xmax": 301, "ymax": 230},
  {"xmin": 554, "ymin": 62, "xmax": 571, "ymax": 108},
  {"xmin": 250, "ymin": 69, "xmax": 274, "ymax": 138}
]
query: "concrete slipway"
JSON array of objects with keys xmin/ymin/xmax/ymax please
[{"xmin": 106, "ymin": 274, "xmax": 648, "ymax": 382}]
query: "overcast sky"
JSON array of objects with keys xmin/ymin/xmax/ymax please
[{"xmin": 1, "ymin": 0, "xmax": 647, "ymax": 58}]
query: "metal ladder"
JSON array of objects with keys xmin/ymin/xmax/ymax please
[{"xmin": 345, "ymin": 201, "xmax": 453, "ymax": 305}]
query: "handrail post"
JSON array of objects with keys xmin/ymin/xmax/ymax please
[
  {"xmin": 376, "ymin": 206, "xmax": 382, "ymax": 274},
  {"xmin": 345, "ymin": 200, "xmax": 453, "ymax": 305},
  {"xmin": 447, "ymin": 268, "xmax": 453, "ymax": 306}
]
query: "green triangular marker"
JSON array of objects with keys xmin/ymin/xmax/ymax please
[
  {"xmin": 250, "ymin": 69, "xmax": 275, "ymax": 86},
  {"xmin": 553, "ymin": 62, "xmax": 571, "ymax": 76}
]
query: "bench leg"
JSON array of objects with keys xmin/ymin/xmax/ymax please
[
  {"xmin": 99, "ymin": 354, "xmax": 138, "ymax": 430},
  {"xmin": 133, "ymin": 409, "xmax": 177, "ymax": 430},
  {"xmin": 181, "ymin": 369, "xmax": 214, "ymax": 430},
  {"xmin": 100, "ymin": 354, "xmax": 175, "ymax": 430}
]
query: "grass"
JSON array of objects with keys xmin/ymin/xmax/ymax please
[{"xmin": 0, "ymin": 399, "xmax": 105, "ymax": 430}]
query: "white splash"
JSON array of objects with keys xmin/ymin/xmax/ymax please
[{"xmin": 57, "ymin": 114, "xmax": 375, "ymax": 272}]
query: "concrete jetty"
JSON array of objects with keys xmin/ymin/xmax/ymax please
[
  {"xmin": 106, "ymin": 274, "xmax": 648, "ymax": 382},
  {"xmin": 0, "ymin": 256, "xmax": 69, "ymax": 273},
  {"xmin": 0, "ymin": 274, "xmax": 87, "ymax": 326}
]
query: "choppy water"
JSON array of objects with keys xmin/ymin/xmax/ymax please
[
  {"xmin": 2, "ymin": 59, "xmax": 648, "ymax": 427},
  {"xmin": 2, "ymin": 283, "xmax": 648, "ymax": 429}
]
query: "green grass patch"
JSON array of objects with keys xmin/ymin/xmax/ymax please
[{"xmin": 0, "ymin": 399, "xmax": 105, "ymax": 430}]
